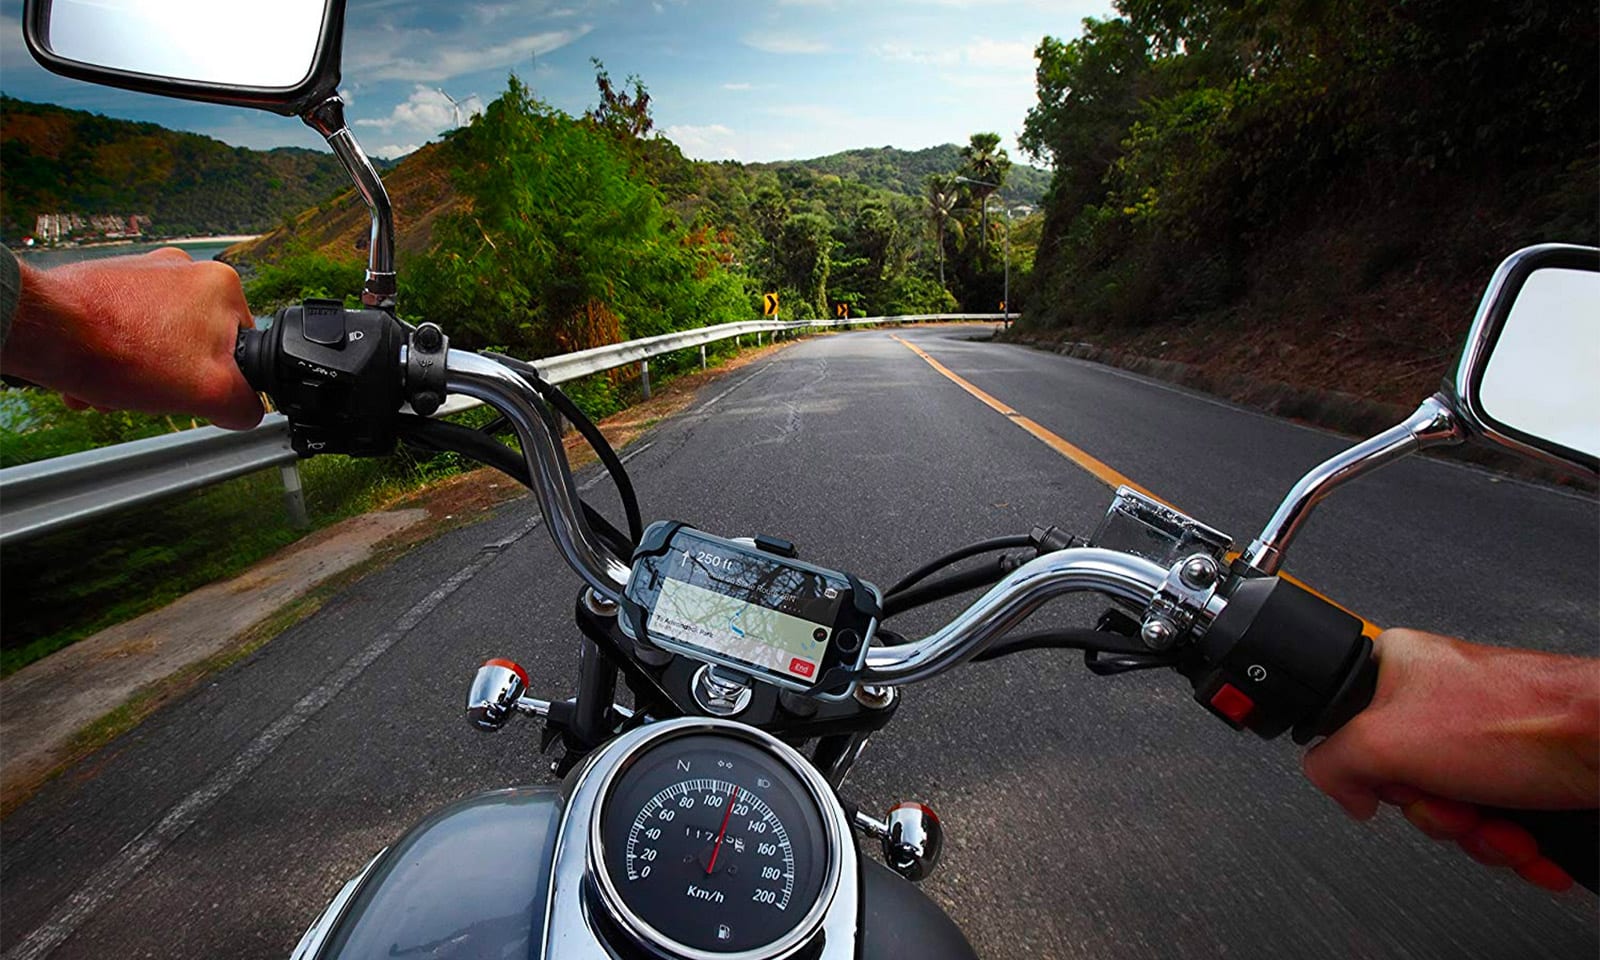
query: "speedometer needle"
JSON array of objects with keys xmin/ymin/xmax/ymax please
[{"xmin": 706, "ymin": 786, "xmax": 739, "ymax": 875}]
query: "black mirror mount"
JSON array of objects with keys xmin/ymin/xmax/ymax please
[
  {"xmin": 23, "ymin": 0, "xmax": 396, "ymax": 311},
  {"xmin": 22, "ymin": 0, "xmax": 347, "ymax": 117},
  {"xmin": 302, "ymin": 96, "xmax": 397, "ymax": 311}
]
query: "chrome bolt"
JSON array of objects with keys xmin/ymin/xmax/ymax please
[
  {"xmin": 854, "ymin": 684, "xmax": 896, "ymax": 710},
  {"xmin": 582, "ymin": 588, "xmax": 618, "ymax": 617},
  {"xmin": 1140, "ymin": 616, "xmax": 1178, "ymax": 651},
  {"xmin": 1179, "ymin": 555, "xmax": 1219, "ymax": 590}
]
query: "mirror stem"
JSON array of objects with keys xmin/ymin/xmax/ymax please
[
  {"xmin": 302, "ymin": 96, "xmax": 396, "ymax": 310},
  {"xmin": 1243, "ymin": 395, "xmax": 1463, "ymax": 576}
]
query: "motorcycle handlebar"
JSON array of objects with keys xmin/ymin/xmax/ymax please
[
  {"xmin": 241, "ymin": 324, "xmax": 1599, "ymax": 893},
  {"xmin": 442, "ymin": 349, "xmax": 632, "ymax": 600},
  {"xmin": 861, "ymin": 549, "xmax": 1170, "ymax": 685}
]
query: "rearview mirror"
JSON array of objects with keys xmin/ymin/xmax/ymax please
[
  {"xmin": 1451, "ymin": 244, "xmax": 1600, "ymax": 477},
  {"xmin": 23, "ymin": 0, "xmax": 345, "ymax": 116}
]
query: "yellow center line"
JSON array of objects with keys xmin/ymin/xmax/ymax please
[{"xmin": 891, "ymin": 334, "xmax": 1379, "ymax": 635}]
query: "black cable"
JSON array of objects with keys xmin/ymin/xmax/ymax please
[
  {"xmin": 882, "ymin": 558, "xmax": 1013, "ymax": 618},
  {"xmin": 971, "ymin": 629, "xmax": 1156, "ymax": 662},
  {"xmin": 887, "ymin": 535, "xmax": 1033, "ymax": 595},
  {"xmin": 395, "ymin": 415, "xmax": 633, "ymax": 558},
  {"xmin": 485, "ymin": 352, "xmax": 643, "ymax": 546}
]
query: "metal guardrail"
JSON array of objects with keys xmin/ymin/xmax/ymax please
[{"xmin": 0, "ymin": 313, "xmax": 1006, "ymax": 545}]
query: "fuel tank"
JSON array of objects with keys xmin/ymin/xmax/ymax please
[{"xmin": 294, "ymin": 786, "xmax": 975, "ymax": 960}]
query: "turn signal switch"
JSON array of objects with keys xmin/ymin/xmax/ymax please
[
  {"xmin": 853, "ymin": 802, "xmax": 944, "ymax": 882},
  {"xmin": 466, "ymin": 658, "xmax": 552, "ymax": 731}
]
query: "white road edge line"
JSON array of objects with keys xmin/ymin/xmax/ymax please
[
  {"xmin": 699, "ymin": 362, "xmax": 777, "ymax": 412},
  {"xmin": 577, "ymin": 441, "xmax": 654, "ymax": 493},
  {"xmin": 3, "ymin": 517, "xmax": 545, "ymax": 960}
]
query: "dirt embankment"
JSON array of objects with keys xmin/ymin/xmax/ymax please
[{"xmin": 1011, "ymin": 166, "xmax": 1596, "ymax": 487}]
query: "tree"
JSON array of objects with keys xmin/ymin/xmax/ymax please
[
  {"xmin": 924, "ymin": 174, "xmax": 962, "ymax": 287},
  {"xmin": 958, "ymin": 133, "xmax": 1012, "ymax": 265},
  {"xmin": 778, "ymin": 212, "xmax": 833, "ymax": 314},
  {"xmin": 586, "ymin": 58, "xmax": 653, "ymax": 139}
]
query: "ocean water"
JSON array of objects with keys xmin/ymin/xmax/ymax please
[{"xmin": 13, "ymin": 238, "xmax": 242, "ymax": 269}]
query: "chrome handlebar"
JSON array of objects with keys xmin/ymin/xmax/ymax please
[
  {"xmin": 441, "ymin": 353, "xmax": 1171, "ymax": 686},
  {"xmin": 860, "ymin": 548, "xmax": 1169, "ymax": 685},
  {"xmin": 444, "ymin": 350, "xmax": 631, "ymax": 600}
]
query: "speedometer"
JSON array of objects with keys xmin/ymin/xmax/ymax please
[{"xmin": 591, "ymin": 732, "xmax": 836, "ymax": 958}]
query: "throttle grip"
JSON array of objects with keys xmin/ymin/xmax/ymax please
[{"xmin": 1312, "ymin": 650, "xmax": 1599, "ymax": 893}]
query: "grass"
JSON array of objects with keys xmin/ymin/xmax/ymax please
[{"xmin": 0, "ymin": 441, "xmax": 451, "ymax": 676}]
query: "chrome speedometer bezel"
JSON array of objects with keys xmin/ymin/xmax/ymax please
[{"xmin": 586, "ymin": 719, "xmax": 844, "ymax": 960}]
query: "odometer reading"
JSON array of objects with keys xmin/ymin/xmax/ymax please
[{"xmin": 597, "ymin": 735, "xmax": 830, "ymax": 955}]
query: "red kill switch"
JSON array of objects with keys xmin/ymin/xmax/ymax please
[{"xmin": 1210, "ymin": 683, "xmax": 1256, "ymax": 725}]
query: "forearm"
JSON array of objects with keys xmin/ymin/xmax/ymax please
[
  {"xmin": 1519, "ymin": 650, "xmax": 1600, "ymax": 808},
  {"xmin": 2, "ymin": 257, "xmax": 90, "ymax": 390},
  {"xmin": 0, "ymin": 248, "xmax": 263, "ymax": 429}
]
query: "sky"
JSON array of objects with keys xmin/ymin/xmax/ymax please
[{"xmin": 0, "ymin": 0, "xmax": 1112, "ymax": 164}]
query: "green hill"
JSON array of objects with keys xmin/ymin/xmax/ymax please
[
  {"xmin": 0, "ymin": 96, "xmax": 354, "ymax": 241},
  {"xmin": 753, "ymin": 144, "xmax": 1049, "ymax": 207}
]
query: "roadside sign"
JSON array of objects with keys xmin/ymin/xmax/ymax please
[
  {"xmin": 763, "ymin": 293, "xmax": 780, "ymax": 316},
  {"xmin": 835, "ymin": 302, "xmax": 849, "ymax": 319}
]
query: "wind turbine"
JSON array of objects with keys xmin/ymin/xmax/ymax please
[{"xmin": 437, "ymin": 88, "xmax": 465, "ymax": 129}]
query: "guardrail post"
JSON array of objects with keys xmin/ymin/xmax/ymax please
[
  {"xmin": 699, "ymin": 344, "xmax": 707, "ymax": 371},
  {"xmin": 279, "ymin": 462, "xmax": 310, "ymax": 529},
  {"xmin": 639, "ymin": 359, "xmax": 651, "ymax": 400}
]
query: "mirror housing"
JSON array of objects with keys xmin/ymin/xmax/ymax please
[
  {"xmin": 22, "ymin": 0, "xmax": 345, "ymax": 117},
  {"xmin": 1448, "ymin": 244, "xmax": 1600, "ymax": 478}
]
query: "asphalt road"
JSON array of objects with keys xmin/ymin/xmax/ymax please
[{"xmin": 3, "ymin": 326, "xmax": 1597, "ymax": 959}]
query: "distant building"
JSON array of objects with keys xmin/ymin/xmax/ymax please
[{"xmin": 31, "ymin": 212, "xmax": 149, "ymax": 244}]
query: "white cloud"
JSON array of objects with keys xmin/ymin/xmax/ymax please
[
  {"xmin": 372, "ymin": 143, "xmax": 423, "ymax": 159},
  {"xmin": 963, "ymin": 37, "xmax": 1034, "ymax": 70},
  {"xmin": 665, "ymin": 123, "xmax": 742, "ymax": 161},
  {"xmin": 875, "ymin": 42, "xmax": 959, "ymax": 67},
  {"xmin": 875, "ymin": 36, "xmax": 1033, "ymax": 75},
  {"xmin": 741, "ymin": 34, "xmax": 828, "ymax": 55},
  {"xmin": 721, "ymin": 82, "xmax": 753, "ymax": 91},
  {"xmin": 348, "ymin": 25, "xmax": 592, "ymax": 83},
  {"xmin": 354, "ymin": 85, "xmax": 482, "ymax": 132}
]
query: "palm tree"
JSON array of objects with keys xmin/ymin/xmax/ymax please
[
  {"xmin": 959, "ymin": 133, "xmax": 1012, "ymax": 266},
  {"xmin": 925, "ymin": 174, "xmax": 961, "ymax": 287}
]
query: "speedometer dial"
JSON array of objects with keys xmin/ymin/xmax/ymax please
[{"xmin": 594, "ymin": 734, "xmax": 832, "ymax": 957}]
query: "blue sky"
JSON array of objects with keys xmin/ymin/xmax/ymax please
[{"xmin": 1, "ymin": 0, "xmax": 1111, "ymax": 164}]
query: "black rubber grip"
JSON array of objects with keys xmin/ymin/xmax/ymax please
[
  {"xmin": 1319, "ymin": 656, "xmax": 1598, "ymax": 893},
  {"xmin": 1482, "ymin": 807, "xmax": 1599, "ymax": 893}
]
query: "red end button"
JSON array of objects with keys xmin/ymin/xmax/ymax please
[{"xmin": 1209, "ymin": 683, "xmax": 1255, "ymax": 725}]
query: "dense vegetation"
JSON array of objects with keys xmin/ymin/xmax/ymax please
[
  {"xmin": 233, "ymin": 66, "xmax": 1052, "ymax": 343},
  {"xmin": 750, "ymin": 144, "xmax": 1048, "ymax": 209},
  {"xmin": 0, "ymin": 96, "xmax": 356, "ymax": 239},
  {"xmin": 1018, "ymin": 0, "xmax": 1597, "ymax": 344}
]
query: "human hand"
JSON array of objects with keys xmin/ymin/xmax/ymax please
[
  {"xmin": 3, "ymin": 247, "xmax": 263, "ymax": 429},
  {"xmin": 1302, "ymin": 628, "xmax": 1599, "ymax": 891}
]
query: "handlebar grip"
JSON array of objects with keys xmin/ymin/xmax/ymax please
[
  {"xmin": 1315, "ymin": 651, "xmax": 1599, "ymax": 893},
  {"xmin": 235, "ymin": 327, "xmax": 271, "ymax": 393},
  {"xmin": 1482, "ymin": 807, "xmax": 1599, "ymax": 892}
]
